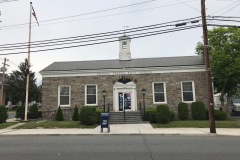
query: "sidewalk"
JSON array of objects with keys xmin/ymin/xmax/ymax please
[{"xmin": 1, "ymin": 122, "xmax": 240, "ymax": 136}]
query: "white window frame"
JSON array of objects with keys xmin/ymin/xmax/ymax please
[
  {"xmin": 181, "ymin": 81, "xmax": 196, "ymax": 103},
  {"xmin": 58, "ymin": 85, "xmax": 71, "ymax": 107},
  {"xmin": 152, "ymin": 82, "xmax": 167, "ymax": 104},
  {"xmin": 85, "ymin": 84, "xmax": 98, "ymax": 106}
]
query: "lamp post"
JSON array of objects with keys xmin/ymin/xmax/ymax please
[
  {"xmin": 141, "ymin": 88, "xmax": 146, "ymax": 120},
  {"xmin": 102, "ymin": 90, "xmax": 106, "ymax": 113}
]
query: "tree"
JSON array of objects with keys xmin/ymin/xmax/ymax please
[
  {"xmin": 5, "ymin": 59, "xmax": 39, "ymax": 105},
  {"xmin": 195, "ymin": 27, "xmax": 240, "ymax": 113}
]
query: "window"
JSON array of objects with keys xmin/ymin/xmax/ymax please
[
  {"xmin": 58, "ymin": 85, "xmax": 70, "ymax": 106},
  {"xmin": 122, "ymin": 41, "xmax": 127, "ymax": 50},
  {"xmin": 85, "ymin": 85, "xmax": 97, "ymax": 105},
  {"xmin": 181, "ymin": 81, "xmax": 195, "ymax": 102},
  {"xmin": 152, "ymin": 82, "xmax": 167, "ymax": 103}
]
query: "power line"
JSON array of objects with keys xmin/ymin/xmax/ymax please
[
  {"xmin": 39, "ymin": 0, "xmax": 156, "ymax": 23},
  {"xmin": 0, "ymin": 24, "xmax": 176, "ymax": 51},
  {"xmin": 0, "ymin": 0, "xmax": 19, "ymax": 3},
  {"xmin": 0, "ymin": 25, "xmax": 202, "ymax": 56},
  {"xmin": 0, "ymin": 16, "xmax": 201, "ymax": 47},
  {"xmin": 176, "ymin": 0, "xmax": 200, "ymax": 12},
  {"xmin": 0, "ymin": 24, "xmax": 178, "ymax": 51},
  {"xmin": 3, "ymin": 16, "xmax": 239, "ymax": 51},
  {"xmin": 0, "ymin": 0, "xmax": 198, "ymax": 30},
  {"xmin": 208, "ymin": 15, "xmax": 240, "ymax": 19},
  {"xmin": 0, "ymin": 0, "xmax": 156, "ymax": 28},
  {"xmin": 209, "ymin": 0, "xmax": 240, "ymax": 15},
  {"xmin": 208, "ymin": 23, "xmax": 240, "ymax": 27},
  {"xmin": 206, "ymin": 18, "xmax": 240, "ymax": 23},
  {"xmin": 220, "ymin": 1, "xmax": 240, "ymax": 15}
]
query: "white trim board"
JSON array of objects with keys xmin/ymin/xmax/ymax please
[{"xmin": 41, "ymin": 66, "xmax": 205, "ymax": 78}]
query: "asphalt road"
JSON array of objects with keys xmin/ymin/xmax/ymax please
[{"xmin": 0, "ymin": 135, "xmax": 239, "ymax": 160}]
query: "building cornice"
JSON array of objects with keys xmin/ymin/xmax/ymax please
[{"xmin": 40, "ymin": 65, "xmax": 205, "ymax": 78}]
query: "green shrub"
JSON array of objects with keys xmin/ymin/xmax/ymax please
[
  {"xmin": 145, "ymin": 108, "xmax": 156, "ymax": 121},
  {"xmin": 149, "ymin": 111, "xmax": 157, "ymax": 123},
  {"xmin": 27, "ymin": 112, "xmax": 42, "ymax": 119},
  {"xmin": 156, "ymin": 105, "xmax": 170, "ymax": 124},
  {"xmin": 96, "ymin": 108, "xmax": 103, "ymax": 124},
  {"xmin": 29, "ymin": 104, "xmax": 38, "ymax": 113},
  {"xmin": 206, "ymin": 110, "xmax": 227, "ymax": 121},
  {"xmin": 55, "ymin": 106, "xmax": 64, "ymax": 121},
  {"xmin": 214, "ymin": 110, "xmax": 227, "ymax": 120},
  {"xmin": 191, "ymin": 101, "xmax": 206, "ymax": 120},
  {"xmin": 16, "ymin": 106, "xmax": 25, "ymax": 119},
  {"xmin": 0, "ymin": 105, "xmax": 8, "ymax": 123},
  {"xmin": 80, "ymin": 106, "xmax": 97, "ymax": 125},
  {"xmin": 178, "ymin": 102, "xmax": 189, "ymax": 120},
  {"xmin": 72, "ymin": 106, "xmax": 79, "ymax": 121}
]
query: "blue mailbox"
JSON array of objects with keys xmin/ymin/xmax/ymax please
[{"xmin": 100, "ymin": 113, "xmax": 110, "ymax": 133}]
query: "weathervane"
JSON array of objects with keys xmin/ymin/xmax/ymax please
[{"xmin": 123, "ymin": 26, "xmax": 129, "ymax": 35}]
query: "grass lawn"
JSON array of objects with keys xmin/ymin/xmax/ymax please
[
  {"xmin": 151, "ymin": 120, "xmax": 240, "ymax": 128},
  {"xmin": 0, "ymin": 122, "xmax": 18, "ymax": 129},
  {"xmin": 16, "ymin": 121, "xmax": 98, "ymax": 129}
]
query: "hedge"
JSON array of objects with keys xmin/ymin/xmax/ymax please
[
  {"xmin": 29, "ymin": 104, "xmax": 38, "ymax": 113},
  {"xmin": 178, "ymin": 102, "xmax": 189, "ymax": 120},
  {"xmin": 206, "ymin": 110, "xmax": 227, "ymax": 121},
  {"xmin": 15, "ymin": 105, "xmax": 41, "ymax": 120},
  {"xmin": 191, "ymin": 101, "xmax": 206, "ymax": 120},
  {"xmin": 96, "ymin": 108, "xmax": 103, "ymax": 124},
  {"xmin": 146, "ymin": 108, "xmax": 156, "ymax": 121},
  {"xmin": 80, "ymin": 106, "xmax": 97, "ymax": 125},
  {"xmin": 55, "ymin": 106, "xmax": 64, "ymax": 121},
  {"xmin": 72, "ymin": 106, "xmax": 80, "ymax": 121},
  {"xmin": 156, "ymin": 105, "xmax": 170, "ymax": 124},
  {"xmin": 146, "ymin": 107, "xmax": 173, "ymax": 123},
  {"xmin": 16, "ymin": 106, "xmax": 25, "ymax": 119},
  {"xmin": 0, "ymin": 105, "xmax": 8, "ymax": 123}
]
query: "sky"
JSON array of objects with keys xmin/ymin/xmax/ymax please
[{"xmin": 0, "ymin": 0, "xmax": 239, "ymax": 84}]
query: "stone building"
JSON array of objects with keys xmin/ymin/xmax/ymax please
[{"xmin": 40, "ymin": 35, "xmax": 207, "ymax": 120}]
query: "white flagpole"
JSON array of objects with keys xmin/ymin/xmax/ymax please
[{"xmin": 24, "ymin": 2, "xmax": 32, "ymax": 121}]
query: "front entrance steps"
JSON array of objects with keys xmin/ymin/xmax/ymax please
[{"xmin": 109, "ymin": 111, "xmax": 143, "ymax": 124}]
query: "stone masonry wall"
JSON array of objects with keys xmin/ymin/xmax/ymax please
[{"xmin": 41, "ymin": 71, "xmax": 208, "ymax": 120}]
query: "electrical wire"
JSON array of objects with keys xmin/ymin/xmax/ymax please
[
  {"xmin": 0, "ymin": 0, "xmax": 198, "ymax": 30},
  {"xmin": 219, "ymin": 1, "xmax": 240, "ymax": 15},
  {"xmin": 176, "ymin": 0, "xmax": 200, "ymax": 12},
  {"xmin": 0, "ymin": 0, "xmax": 19, "ymax": 3},
  {"xmin": 208, "ymin": 16, "xmax": 240, "ymax": 19},
  {"xmin": 0, "ymin": 0, "xmax": 156, "ymax": 28},
  {"xmin": 0, "ymin": 25, "xmax": 202, "ymax": 56},
  {"xmin": 206, "ymin": 18, "xmax": 240, "ymax": 23},
  {"xmin": 0, "ymin": 16, "xmax": 201, "ymax": 47},
  {"xmin": 209, "ymin": 0, "xmax": 240, "ymax": 15},
  {"xmin": 208, "ymin": 23, "xmax": 240, "ymax": 27}
]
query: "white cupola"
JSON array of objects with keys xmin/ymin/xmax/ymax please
[{"xmin": 119, "ymin": 35, "xmax": 131, "ymax": 60}]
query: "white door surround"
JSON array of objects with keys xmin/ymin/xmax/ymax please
[{"xmin": 113, "ymin": 81, "xmax": 137, "ymax": 112}]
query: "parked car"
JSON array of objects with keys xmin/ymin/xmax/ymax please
[
  {"xmin": 5, "ymin": 104, "xmax": 18, "ymax": 109},
  {"xmin": 231, "ymin": 98, "xmax": 240, "ymax": 116}
]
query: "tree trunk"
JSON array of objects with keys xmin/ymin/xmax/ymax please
[
  {"xmin": 220, "ymin": 91, "xmax": 225, "ymax": 111},
  {"xmin": 226, "ymin": 96, "xmax": 231, "ymax": 117}
]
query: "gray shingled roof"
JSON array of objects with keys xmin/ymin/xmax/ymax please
[{"xmin": 40, "ymin": 56, "xmax": 204, "ymax": 72}]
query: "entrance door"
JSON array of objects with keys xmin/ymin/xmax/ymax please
[{"xmin": 118, "ymin": 92, "xmax": 131, "ymax": 111}]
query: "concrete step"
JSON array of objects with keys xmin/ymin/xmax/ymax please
[{"xmin": 109, "ymin": 111, "xmax": 142, "ymax": 124}]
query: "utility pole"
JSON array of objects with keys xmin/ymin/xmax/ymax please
[
  {"xmin": 24, "ymin": 2, "xmax": 33, "ymax": 121},
  {"xmin": 1, "ymin": 58, "xmax": 9, "ymax": 105},
  {"xmin": 24, "ymin": 2, "xmax": 39, "ymax": 121},
  {"xmin": 201, "ymin": 0, "xmax": 216, "ymax": 133}
]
